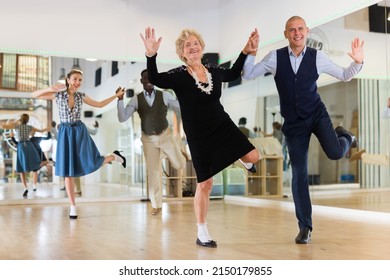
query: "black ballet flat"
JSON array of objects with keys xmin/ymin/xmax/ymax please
[
  {"xmin": 247, "ymin": 164, "xmax": 257, "ymax": 173},
  {"xmin": 113, "ymin": 150, "xmax": 126, "ymax": 168},
  {"xmin": 239, "ymin": 160, "xmax": 257, "ymax": 174},
  {"xmin": 196, "ymin": 238, "xmax": 217, "ymax": 248}
]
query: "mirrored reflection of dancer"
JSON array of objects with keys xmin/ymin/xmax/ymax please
[
  {"xmin": 117, "ymin": 69, "xmax": 186, "ymax": 215},
  {"xmin": 10, "ymin": 131, "xmax": 54, "ymax": 189},
  {"xmin": 1, "ymin": 114, "xmax": 49, "ymax": 197}
]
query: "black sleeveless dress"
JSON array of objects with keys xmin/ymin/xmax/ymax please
[{"xmin": 147, "ymin": 52, "xmax": 255, "ymax": 182}]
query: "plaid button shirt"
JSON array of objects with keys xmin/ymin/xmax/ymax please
[
  {"xmin": 15, "ymin": 124, "xmax": 32, "ymax": 141},
  {"xmin": 55, "ymin": 90, "xmax": 86, "ymax": 123}
]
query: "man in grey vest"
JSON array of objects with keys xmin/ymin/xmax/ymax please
[
  {"xmin": 238, "ymin": 117, "xmax": 255, "ymax": 138},
  {"xmin": 117, "ymin": 69, "xmax": 186, "ymax": 215}
]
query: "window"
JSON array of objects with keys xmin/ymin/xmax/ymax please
[
  {"xmin": 0, "ymin": 53, "xmax": 50, "ymax": 92},
  {"xmin": 1, "ymin": 54, "xmax": 17, "ymax": 89},
  {"xmin": 95, "ymin": 67, "xmax": 102, "ymax": 86},
  {"xmin": 111, "ymin": 61, "xmax": 119, "ymax": 76}
]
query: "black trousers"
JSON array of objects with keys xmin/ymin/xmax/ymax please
[{"xmin": 282, "ymin": 103, "xmax": 352, "ymax": 230}]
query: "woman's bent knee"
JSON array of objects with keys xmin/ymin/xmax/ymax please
[
  {"xmin": 197, "ymin": 178, "xmax": 213, "ymax": 192},
  {"xmin": 243, "ymin": 149, "xmax": 260, "ymax": 163}
]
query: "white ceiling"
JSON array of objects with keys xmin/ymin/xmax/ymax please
[
  {"xmin": 378, "ymin": 0, "xmax": 390, "ymax": 6},
  {"xmin": 0, "ymin": 0, "xmax": 380, "ymax": 62}
]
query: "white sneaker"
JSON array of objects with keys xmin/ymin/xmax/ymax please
[
  {"xmin": 69, "ymin": 205, "xmax": 78, "ymax": 219},
  {"xmin": 33, "ymin": 184, "xmax": 37, "ymax": 191}
]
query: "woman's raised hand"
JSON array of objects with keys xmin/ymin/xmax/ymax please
[
  {"xmin": 243, "ymin": 28, "xmax": 259, "ymax": 55},
  {"xmin": 115, "ymin": 87, "xmax": 125, "ymax": 99},
  {"xmin": 140, "ymin": 27, "xmax": 162, "ymax": 57}
]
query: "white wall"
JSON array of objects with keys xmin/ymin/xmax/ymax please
[{"xmin": 0, "ymin": 0, "xmax": 380, "ymax": 62}]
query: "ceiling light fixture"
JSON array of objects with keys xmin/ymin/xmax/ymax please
[
  {"xmin": 58, "ymin": 68, "xmax": 66, "ymax": 84},
  {"xmin": 72, "ymin": 58, "xmax": 82, "ymax": 70}
]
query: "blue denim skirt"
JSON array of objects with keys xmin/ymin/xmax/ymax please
[
  {"xmin": 16, "ymin": 141, "xmax": 41, "ymax": 172},
  {"xmin": 55, "ymin": 121, "xmax": 104, "ymax": 177}
]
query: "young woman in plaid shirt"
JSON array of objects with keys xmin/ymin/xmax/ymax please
[{"xmin": 32, "ymin": 69, "xmax": 126, "ymax": 219}]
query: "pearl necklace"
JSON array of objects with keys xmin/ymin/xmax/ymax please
[{"xmin": 187, "ymin": 65, "xmax": 213, "ymax": 95}]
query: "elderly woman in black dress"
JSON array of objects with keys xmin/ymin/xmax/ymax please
[{"xmin": 141, "ymin": 27, "xmax": 260, "ymax": 248}]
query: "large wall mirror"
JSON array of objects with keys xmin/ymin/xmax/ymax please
[{"xmin": 0, "ymin": 2, "xmax": 389, "ymax": 205}]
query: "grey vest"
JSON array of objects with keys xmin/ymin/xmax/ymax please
[
  {"xmin": 137, "ymin": 90, "xmax": 169, "ymax": 135},
  {"xmin": 239, "ymin": 126, "xmax": 250, "ymax": 138}
]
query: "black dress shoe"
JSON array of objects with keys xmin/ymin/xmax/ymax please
[
  {"xmin": 196, "ymin": 238, "xmax": 217, "ymax": 248},
  {"xmin": 335, "ymin": 126, "xmax": 358, "ymax": 148},
  {"xmin": 295, "ymin": 227, "xmax": 311, "ymax": 244},
  {"xmin": 113, "ymin": 150, "xmax": 126, "ymax": 168},
  {"xmin": 48, "ymin": 158, "xmax": 55, "ymax": 166}
]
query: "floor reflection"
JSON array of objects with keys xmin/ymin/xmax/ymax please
[
  {"xmin": 1, "ymin": 180, "xmax": 390, "ymax": 214},
  {"xmin": 0, "ymin": 181, "xmax": 144, "ymax": 204},
  {"xmin": 279, "ymin": 184, "xmax": 390, "ymax": 213}
]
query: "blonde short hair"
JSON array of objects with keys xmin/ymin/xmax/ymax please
[{"xmin": 175, "ymin": 29, "xmax": 205, "ymax": 63}]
